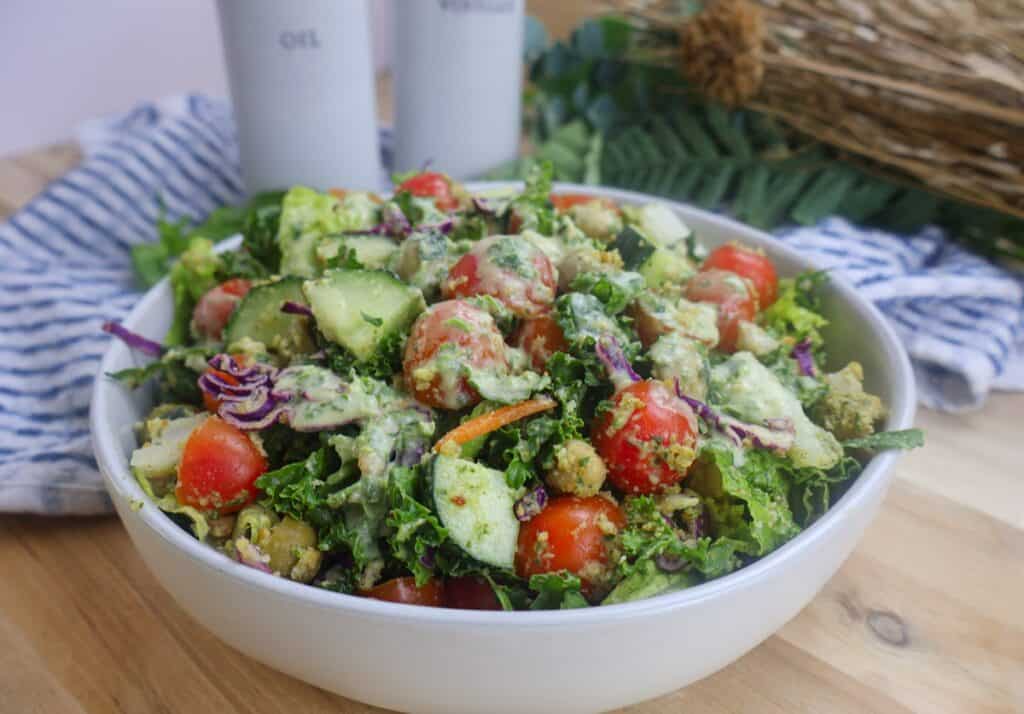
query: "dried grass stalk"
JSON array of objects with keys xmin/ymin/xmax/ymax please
[{"xmin": 609, "ymin": 0, "xmax": 1024, "ymax": 219}]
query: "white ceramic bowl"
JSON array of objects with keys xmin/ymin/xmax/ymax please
[{"xmin": 91, "ymin": 184, "xmax": 916, "ymax": 714}]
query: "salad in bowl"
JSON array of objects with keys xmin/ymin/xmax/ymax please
[{"xmin": 104, "ymin": 164, "xmax": 921, "ymax": 611}]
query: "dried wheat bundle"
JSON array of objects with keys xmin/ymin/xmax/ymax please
[{"xmin": 609, "ymin": 0, "xmax": 1024, "ymax": 219}]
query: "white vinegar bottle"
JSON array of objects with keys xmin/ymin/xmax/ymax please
[
  {"xmin": 393, "ymin": 0, "xmax": 524, "ymax": 180},
  {"xmin": 217, "ymin": 0, "xmax": 382, "ymax": 194}
]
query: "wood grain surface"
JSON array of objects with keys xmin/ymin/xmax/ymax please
[{"xmin": 1, "ymin": 4, "xmax": 1022, "ymax": 709}]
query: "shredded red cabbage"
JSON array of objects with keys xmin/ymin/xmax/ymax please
[
  {"xmin": 790, "ymin": 338, "xmax": 817, "ymax": 377},
  {"xmin": 674, "ymin": 381, "xmax": 796, "ymax": 453},
  {"xmin": 280, "ymin": 301, "xmax": 314, "ymax": 318},
  {"xmin": 420, "ymin": 217, "xmax": 455, "ymax": 235},
  {"xmin": 198, "ymin": 355, "xmax": 287, "ymax": 430},
  {"xmin": 102, "ymin": 321, "xmax": 164, "ymax": 357},
  {"xmin": 514, "ymin": 485, "xmax": 548, "ymax": 522},
  {"xmin": 596, "ymin": 335, "xmax": 641, "ymax": 390}
]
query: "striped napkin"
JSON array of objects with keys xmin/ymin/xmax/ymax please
[{"xmin": 1, "ymin": 95, "xmax": 1021, "ymax": 515}]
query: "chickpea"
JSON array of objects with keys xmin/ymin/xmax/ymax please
[
  {"xmin": 264, "ymin": 517, "xmax": 321, "ymax": 583},
  {"xmin": 545, "ymin": 439, "xmax": 607, "ymax": 497}
]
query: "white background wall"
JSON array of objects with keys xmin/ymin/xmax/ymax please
[{"xmin": 0, "ymin": 0, "xmax": 392, "ymax": 156}]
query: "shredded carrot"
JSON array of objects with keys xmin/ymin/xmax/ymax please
[{"xmin": 433, "ymin": 397, "xmax": 558, "ymax": 453}]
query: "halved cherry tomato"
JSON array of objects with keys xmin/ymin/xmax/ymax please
[
  {"xmin": 684, "ymin": 269, "xmax": 757, "ymax": 353},
  {"xmin": 175, "ymin": 416, "xmax": 267, "ymax": 513},
  {"xmin": 201, "ymin": 368, "xmax": 238, "ymax": 413},
  {"xmin": 513, "ymin": 313, "xmax": 568, "ymax": 371},
  {"xmin": 396, "ymin": 171, "xmax": 460, "ymax": 212},
  {"xmin": 402, "ymin": 300, "xmax": 509, "ymax": 410},
  {"xmin": 363, "ymin": 577, "xmax": 445, "ymax": 607},
  {"xmin": 701, "ymin": 243, "xmax": 778, "ymax": 308},
  {"xmin": 442, "ymin": 235, "xmax": 557, "ymax": 318},
  {"xmin": 445, "ymin": 576, "xmax": 502, "ymax": 610},
  {"xmin": 192, "ymin": 278, "xmax": 251, "ymax": 341},
  {"xmin": 550, "ymin": 193, "xmax": 619, "ymax": 214},
  {"xmin": 515, "ymin": 495, "xmax": 625, "ymax": 598},
  {"xmin": 591, "ymin": 380, "xmax": 698, "ymax": 495}
]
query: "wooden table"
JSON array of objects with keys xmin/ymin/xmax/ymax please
[{"xmin": 2, "ymin": 48, "xmax": 1023, "ymax": 714}]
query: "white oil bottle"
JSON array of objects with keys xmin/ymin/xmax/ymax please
[{"xmin": 217, "ymin": 0, "xmax": 382, "ymax": 194}]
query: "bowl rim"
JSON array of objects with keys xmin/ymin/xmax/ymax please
[{"xmin": 90, "ymin": 182, "xmax": 917, "ymax": 626}]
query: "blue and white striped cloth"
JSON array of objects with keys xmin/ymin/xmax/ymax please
[{"xmin": 1, "ymin": 95, "xmax": 1022, "ymax": 514}]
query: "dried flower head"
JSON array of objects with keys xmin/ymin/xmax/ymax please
[{"xmin": 679, "ymin": 0, "xmax": 764, "ymax": 106}]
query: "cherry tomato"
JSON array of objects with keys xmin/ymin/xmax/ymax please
[
  {"xmin": 445, "ymin": 576, "xmax": 502, "ymax": 610},
  {"xmin": 176, "ymin": 416, "xmax": 268, "ymax": 513},
  {"xmin": 513, "ymin": 313, "xmax": 569, "ymax": 371},
  {"xmin": 701, "ymin": 243, "xmax": 778, "ymax": 308},
  {"xmin": 403, "ymin": 300, "xmax": 509, "ymax": 410},
  {"xmin": 550, "ymin": 193, "xmax": 619, "ymax": 214},
  {"xmin": 396, "ymin": 171, "xmax": 460, "ymax": 212},
  {"xmin": 591, "ymin": 381, "xmax": 698, "ymax": 495},
  {"xmin": 684, "ymin": 269, "xmax": 757, "ymax": 353},
  {"xmin": 192, "ymin": 278, "xmax": 251, "ymax": 341},
  {"xmin": 515, "ymin": 495, "xmax": 625, "ymax": 598},
  {"xmin": 363, "ymin": 577, "xmax": 445, "ymax": 607},
  {"xmin": 442, "ymin": 235, "xmax": 557, "ymax": 318}
]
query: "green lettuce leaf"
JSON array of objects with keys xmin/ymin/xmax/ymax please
[
  {"xmin": 166, "ymin": 237, "xmax": 222, "ymax": 346},
  {"xmin": 843, "ymin": 428, "xmax": 924, "ymax": 451},
  {"xmin": 760, "ymin": 270, "xmax": 829, "ymax": 346}
]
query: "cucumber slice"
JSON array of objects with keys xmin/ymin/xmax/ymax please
[
  {"xmin": 623, "ymin": 203, "xmax": 691, "ymax": 247},
  {"xmin": 224, "ymin": 277, "xmax": 316, "ymax": 358},
  {"xmin": 130, "ymin": 413, "xmax": 207, "ymax": 483},
  {"xmin": 303, "ymin": 269, "xmax": 425, "ymax": 362},
  {"xmin": 316, "ymin": 235, "xmax": 399, "ymax": 271},
  {"xmin": 432, "ymin": 455, "xmax": 520, "ymax": 569}
]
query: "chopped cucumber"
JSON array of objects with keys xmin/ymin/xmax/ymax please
[
  {"xmin": 316, "ymin": 235, "xmax": 399, "ymax": 271},
  {"xmin": 623, "ymin": 203, "xmax": 691, "ymax": 247},
  {"xmin": 303, "ymin": 269, "xmax": 425, "ymax": 362},
  {"xmin": 431, "ymin": 455, "xmax": 520, "ymax": 569},
  {"xmin": 224, "ymin": 277, "xmax": 316, "ymax": 359}
]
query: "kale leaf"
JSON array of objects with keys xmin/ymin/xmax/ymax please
[{"xmin": 528, "ymin": 572, "xmax": 589, "ymax": 610}]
